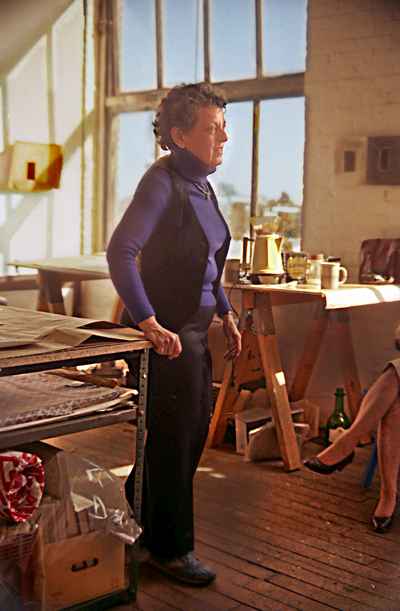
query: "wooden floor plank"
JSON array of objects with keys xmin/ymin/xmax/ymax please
[
  {"xmin": 114, "ymin": 589, "xmax": 179, "ymax": 610},
  {"xmin": 46, "ymin": 426, "xmax": 400, "ymax": 611},
  {"xmin": 197, "ymin": 541, "xmax": 335, "ymax": 611},
  {"xmin": 194, "ymin": 484, "xmax": 400, "ymax": 574},
  {"xmin": 139, "ymin": 565, "xmax": 234, "ymax": 610},
  {"xmin": 195, "ymin": 521, "xmax": 396, "ymax": 610},
  {"xmin": 195, "ymin": 510, "xmax": 400, "ymax": 604}
]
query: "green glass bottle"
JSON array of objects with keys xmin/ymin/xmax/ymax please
[{"xmin": 324, "ymin": 387, "xmax": 351, "ymax": 446}]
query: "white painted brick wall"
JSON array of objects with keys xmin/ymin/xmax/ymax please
[
  {"xmin": 304, "ymin": 0, "xmax": 400, "ymax": 271},
  {"xmin": 294, "ymin": 0, "xmax": 400, "ymax": 416}
]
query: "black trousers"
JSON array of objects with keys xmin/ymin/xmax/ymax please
[{"xmin": 125, "ymin": 306, "xmax": 215, "ymax": 559}]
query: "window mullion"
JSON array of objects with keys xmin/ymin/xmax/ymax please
[
  {"xmin": 250, "ymin": 100, "xmax": 260, "ymax": 239},
  {"xmin": 255, "ymin": 0, "xmax": 263, "ymax": 78},
  {"xmin": 105, "ymin": 73, "xmax": 304, "ymax": 115},
  {"xmin": 104, "ymin": 114, "xmax": 120, "ymax": 244},
  {"xmin": 110, "ymin": 0, "xmax": 121, "ymax": 95},
  {"xmin": 203, "ymin": 0, "xmax": 211, "ymax": 82},
  {"xmin": 155, "ymin": 0, "xmax": 164, "ymax": 89},
  {"xmin": 92, "ymin": 0, "xmax": 108, "ymax": 252}
]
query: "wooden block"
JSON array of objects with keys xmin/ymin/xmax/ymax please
[
  {"xmin": 39, "ymin": 496, "xmax": 79, "ymax": 542},
  {"xmin": 234, "ymin": 407, "xmax": 271, "ymax": 455},
  {"xmin": 38, "ymin": 497, "xmax": 62, "ymax": 544},
  {"xmin": 65, "ymin": 500, "xmax": 80, "ymax": 539},
  {"xmin": 234, "ymin": 402, "xmax": 305, "ymax": 455},
  {"xmin": 53, "ymin": 501, "xmax": 67, "ymax": 542},
  {"xmin": 76, "ymin": 509, "xmax": 91, "ymax": 535},
  {"xmin": 245, "ymin": 421, "xmax": 277, "ymax": 461},
  {"xmin": 291, "ymin": 398, "xmax": 320, "ymax": 439},
  {"xmin": 245, "ymin": 421, "xmax": 310, "ymax": 462}
]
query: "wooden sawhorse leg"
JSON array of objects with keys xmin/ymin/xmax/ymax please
[
  {"xmin": 36, "ymin": 271, "xmax": 50, "ymax": 312},
  {"xmin": 39, "ymin": 270, "xmax": 66, "ymax": 315},
  {"xmin": 207, "ymin": 321, "xmax": 265, "ymax": 448},
  {"xmin": 253, "ymin": 293, "xmax": 301, "ymax": 471},
  {"xmin": 72, "ymin": 281, "xmax": 82, "ymax": 317},
  {"xmin": 207, "ymin": 294, "xmax": 301, "ymax": 471}
]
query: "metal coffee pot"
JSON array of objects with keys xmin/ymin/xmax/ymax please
[{"xmin": 251, "ymin": 233, "xmax": 284, "ymax": 275}]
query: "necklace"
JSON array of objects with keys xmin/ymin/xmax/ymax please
[{"xmin": 192, "ymin": 181, "xmax": 211, "ymax": 199}]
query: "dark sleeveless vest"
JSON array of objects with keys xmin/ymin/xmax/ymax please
[{"xmin": 139, "ymin": 156, "xmax": 231, "ymax": 332}]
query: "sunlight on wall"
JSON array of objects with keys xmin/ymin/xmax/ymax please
[
  {"xmin": 52, "ymin": 148, "xmax": 81, "ymax": 256},
  {"xmin": 8, "ymin": 36, "xmax": 49, "ymax": 142},
  {"xmin": 0, "ymin": 86, "xmax": 4, "ymax": 150},
  {"xmin": 0, "ymin": 196, "xmax": 5, "ymax": 226},
  {"xmin": 53, "ymin": 1, "xmax": 83, "ymax": 144},
  {"xmin": 9, "ymin": 194, "xmax": 48, "ymax": 260},
  {"xmin": 0, "ymin": 0, "xmax": 94, "ymax": 273}
]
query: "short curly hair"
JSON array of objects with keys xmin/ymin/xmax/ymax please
[{"xmin": 153, "ymin": 83, "xmax": 226, "ymax": 151}]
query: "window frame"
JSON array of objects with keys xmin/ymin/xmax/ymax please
[{"xmin": 93, "ymin": 0, "xmax": 305, "ymax": 249}]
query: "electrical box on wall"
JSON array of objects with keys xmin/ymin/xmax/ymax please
[
  {"xmin": 367, "ymin": 136, "xmax": 400, "ymax": 185},
  {"xmin": 0, "ymin": 141, "xmax": 63, "ymax": 192},
  {"xmin": 335, "ymin": 137, "xmax": 367, "ymax": 186}
]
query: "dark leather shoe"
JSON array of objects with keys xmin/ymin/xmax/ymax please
[
  {"xmin": 303, "ymin": 451, "xmax": 355, "ymax": 475},
  {"xmin": 371, "ymin": 514, "xmax": 394, "ymax": 534},
  {"xmin": 148, "ymin": 552, "xmax": 216, "ymax": 586}
]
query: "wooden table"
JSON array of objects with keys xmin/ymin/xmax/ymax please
[
  {"xmin": 208, "ymin": 282, "xmax": 400, "ymax": 471},
  {"xmin": 8, "ymin": 255, "xmax": 123, "ymax": 320}
]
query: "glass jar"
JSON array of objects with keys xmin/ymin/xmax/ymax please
[
  {"xmin": 285, "ymin": 252, "xmax": 309, "ymax": 282},
  {"xmin": 306, "ymin": 254, "xmax": 324, "ymax": 288}
]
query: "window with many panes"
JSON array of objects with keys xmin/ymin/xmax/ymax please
[{"xmin": 99, "ymin": 0, "xmax": 307, "ymax": 257}]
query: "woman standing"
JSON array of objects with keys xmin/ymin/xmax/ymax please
[{"xmin": 107, "ymin": 83, "xmax": 241, "ymax": 585}]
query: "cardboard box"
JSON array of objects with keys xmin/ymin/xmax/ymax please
[{"xmin": 34, "ymin": 531, "xmax": 126, "ymax": 609}]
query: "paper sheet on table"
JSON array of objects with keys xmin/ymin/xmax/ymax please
[{"xmin": 0, "ymin": 306, "xmax": 144, "ymax": 358}]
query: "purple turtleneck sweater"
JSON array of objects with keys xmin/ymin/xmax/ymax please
[{"xmin": 106, "ymin": 148, "xmax": 231, "ymax": 325}]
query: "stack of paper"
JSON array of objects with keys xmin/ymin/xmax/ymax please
[{"xmin": 0, "ymin": 372, "xmax": 135, "ymax": 432}]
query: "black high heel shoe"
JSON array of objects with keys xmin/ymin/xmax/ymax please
[
  {"xmin": 303, "ymin": 451, "xmax": 355, "ymax": 475},
  {"xmin": 371, "ymin": 514, "xmax": 394, "ymax": 534}
]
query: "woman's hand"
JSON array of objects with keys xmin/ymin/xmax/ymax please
[
  {"xmin": 222, "ymin": 311, "xmax": 242, "ymax": 360},
  {"xmin": 138, "ymin": 316, "xmax": 182, "ymax": 359}
]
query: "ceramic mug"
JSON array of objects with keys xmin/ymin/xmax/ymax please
[{"xmin": 320, "ymin": 261, "xmax": 348, "ymax": 290}]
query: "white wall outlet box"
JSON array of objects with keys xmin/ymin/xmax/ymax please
[{"xmin": 335, "ymin": 137, "xmax": 367, "ymax": 187}]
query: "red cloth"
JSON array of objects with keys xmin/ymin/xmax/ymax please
[{"xmin": 0, "ymin": 452, "xmax": 44, "ymax": 523}]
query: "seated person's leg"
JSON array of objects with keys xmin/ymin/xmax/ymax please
[
  {"xmin": 375, "ymin": 395, "xmax": 400, "ymax": 519},
  {"xmin": 308, "ymin": 366, "xmax": 399, "ymax": 467}
]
